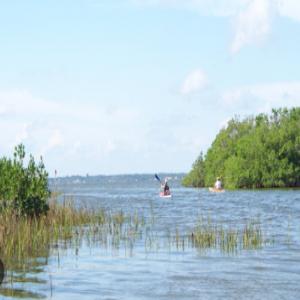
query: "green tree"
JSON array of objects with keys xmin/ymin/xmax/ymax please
[
  {"xmin": 184, "ymin": 107, "xmax": 300, "ymax": 189},
  {"xmin": 0, "ymin": 144, "xmax": 50, "ymax": 216},
  {"xmin": 182, "ymin": 152, "xmax": 205, "ymax": 187}
]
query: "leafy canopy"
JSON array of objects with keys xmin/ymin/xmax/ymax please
[
  {"xmin": 183, "ymin": 107, "xmax": 300, "ymax": 189},
  {"xmin": 0, "ymin": 144, "xmax": 50, "ymax": 216}
]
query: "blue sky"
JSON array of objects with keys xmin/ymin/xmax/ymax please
[{"xmin": 0, "ymin": 0, "xmax": 299, "ymax": 176}]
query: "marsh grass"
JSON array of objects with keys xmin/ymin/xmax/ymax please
[
  {"xmin": 0, "ymin": 195, "xmax": 274, "ymax": 300},
  {"xmin": 0, "ymin": 197, "xmax": 266, "ymax": 273},
  {"xmin": 169, "ymin": 218, "xmax": 264, "ymax": 254},
  {"xmin": 0, "ymin": 197, "xmax": 144, "ymax": 271}
]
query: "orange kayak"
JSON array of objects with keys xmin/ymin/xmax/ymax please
[{"xmin": 209, "ymin": 187, "xmax": 225, "ymax": 193}]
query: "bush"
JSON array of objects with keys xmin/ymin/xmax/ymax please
[
  {"xmin": 0, "ymin": 144, "xmax": 50, "ymax": 216},
  {"xmin": 184, "ymin": 107, "xmax": 300, "ymax": 189},
  {"xmin": 182, "ymin": 152, "xmax": 205, "ymax": 187}
]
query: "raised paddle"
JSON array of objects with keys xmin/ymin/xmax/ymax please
[{"xmin": 154, "ymin": 174, "xmax": 162, "ymax": 184}]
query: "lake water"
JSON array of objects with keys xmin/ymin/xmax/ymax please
[{"xmin": 1, "ymin": 174, "xmax": 300, "ymax": 299}]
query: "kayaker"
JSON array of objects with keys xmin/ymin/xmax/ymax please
[
  {"xmin": 214, "ymin": 177, "xmax": 222, "ymax": 190},
  {"xmin": 163, "ymin": 178, "xmax": 170, "ymax": 195}
]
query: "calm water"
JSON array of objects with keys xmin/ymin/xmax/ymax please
[{"xmin": 1, "ymin": 174, "xmax": 300, "ymax": 300}]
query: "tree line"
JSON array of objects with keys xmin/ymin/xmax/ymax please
[{"xmin": 182, "ymin": 107, "xmax": 300, "ymax": 189}]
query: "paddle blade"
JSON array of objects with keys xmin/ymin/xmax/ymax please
[{"xmin": 154, "ymin": 174, "xmax": 161, "ymax": 183}]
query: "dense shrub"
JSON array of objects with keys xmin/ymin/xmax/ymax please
[
  {"xmin": 182, "ymin": 152, "xmax": 205, "ymax": 187},
  {"xmin": 183, "ymin": 107, "xmax": 300, "ymax": 189},
  {"xmin": 0, "ymin": 144, "xmax": 50, "ymax": 216}
]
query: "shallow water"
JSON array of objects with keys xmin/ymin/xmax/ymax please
[{"xmin": 1, "ymin": 174, "xmax": 300, "ymax": 299}]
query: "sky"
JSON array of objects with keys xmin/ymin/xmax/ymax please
[{"xmin": 0, "ymin": 0, "xmax": 299, "ymax": 176}]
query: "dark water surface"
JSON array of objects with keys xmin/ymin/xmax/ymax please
[{"xmin": 1, "ymin": 174, "xmax": 300, "ymax": 299}]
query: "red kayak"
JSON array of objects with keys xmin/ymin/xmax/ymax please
[{"xmin": 159, "ymin": 191, "xmax": 172, "ymax": 198}]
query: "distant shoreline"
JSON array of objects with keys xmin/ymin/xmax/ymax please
[{"xmin": 48, "ymin": 172, "xmax": 187, "ymax": 180}]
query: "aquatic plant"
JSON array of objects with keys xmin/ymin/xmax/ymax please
[
  {"xmin": 0, "ymin": 195, "xmax": 268, "ymax": 274},
  {"xmin": 0, "ymin": 197, "xmax": 144, "ymax": 272},
  {"xmin": 171, "ymin": 218, "xmax": 264, "ymax": 254}
]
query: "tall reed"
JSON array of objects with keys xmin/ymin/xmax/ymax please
[
  {"xmin": 0, "ymin": 197, "xmax": 266, "ymax": 273},
  {"xmin": 0, "ymin": 198, "xmax": 143, "ymax": 270}
]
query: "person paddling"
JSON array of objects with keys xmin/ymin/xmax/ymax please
[
  {"xmin": 214, "ymin": 177, "xmax": 222, "ymax": 190},
  {"xmin": 155, "ymin": 174, "xmax": 172, "ymax": 197},
  {"xmin": 162, "ymin": 178, "xmax": 170, "ymax": 195}
]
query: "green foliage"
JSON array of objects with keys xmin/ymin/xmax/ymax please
[
  {"xmin": 183, "ymin": 107, "xmax": 300, "ymax": 189},
  {"xmin": 182, "ymin": 152, "xmax": 205, "ymax": 187},
  {"xmin": 0, "ymin": 144, "xmax": 50, "ymax": 216}
]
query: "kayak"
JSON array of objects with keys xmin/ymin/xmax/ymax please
[
  {"xmin": 209, "ymin": 187, "xmax": 225, "ymax": 193},
  {"xmin": 159, "ymin": 192, "xmax": 172, "ymax": 198}
]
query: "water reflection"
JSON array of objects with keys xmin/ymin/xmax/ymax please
[
  {"xmin": 0, "ymin": 258, "xmax": 4, "ymax": 285},
  {"xmin": 0, "ymin": 258, "xmax": 48, "ymax": 299},
  {"xmin": 0, "ymin": 288, "xmax": 45, "ymax": 299}
]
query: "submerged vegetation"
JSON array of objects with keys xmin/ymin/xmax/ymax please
[{"xmin": 183, "ymin": 107, "xmax": 300, "ymax": 188}]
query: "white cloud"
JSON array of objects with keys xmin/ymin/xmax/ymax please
[
  {"xmin": 180, "ymin": 69, "xmax": 208, "ymax": 95},
  {"xmin": 15, "ymin": 123, "xmax": 30, "ymax": 145},
  {"xmin": 0, "ymin": 90, "xmax": 60, "ymax": 116},
  {"xmin": 219, "ymin": 117, "xmax": 232, "ymax": 129},
  {"xmin": 0, "ymin": 89, "xmax": 148, "ymax": 175},
  {"xmin": 221, "ymin": 81, "xmax": 300, "ymax": 113},
  {"xmin": 277, "ymin": 0, "xmax": 300, "ymax": 22},
  {"xmin": 0, "ymin": 105, "xmax": 7, "ymax": 116},
  {"xmin": 231, "ymin": 0, "xmax": 273, "ymax": 54},
  {"xmin": 44, "ymin": 130, "xmax": 64, "ymax": 152},
  {"xmin": 133, "ymin": 0, "xmax": 300, "ymax": 53}
]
